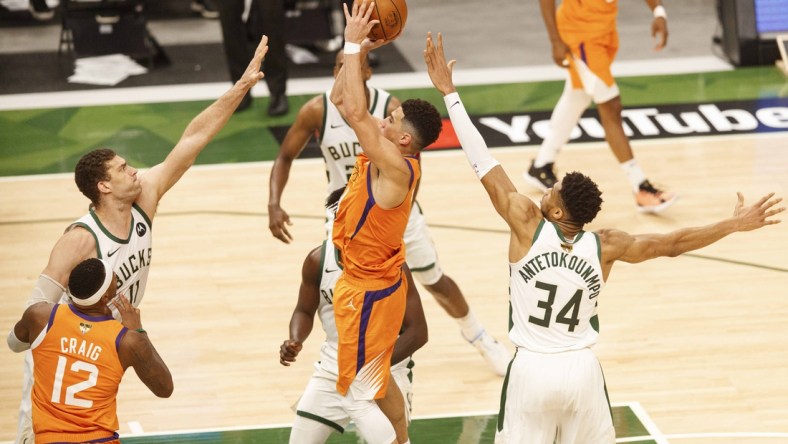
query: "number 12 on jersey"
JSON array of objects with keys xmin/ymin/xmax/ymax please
[{"xmin": 51, "ymin": 355, "xmax": 99, "ymax": 408}]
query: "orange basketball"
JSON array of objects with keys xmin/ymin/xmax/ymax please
[{"xmin": 368, "ymin": 0, "xmax": 408, "ymax": 42}]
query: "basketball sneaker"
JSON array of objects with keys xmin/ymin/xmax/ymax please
[
  {"xmin": 523, "ymin": 161, "xmax": 558, "ymax": 192},
  {"xmin": 636, "ymin": 180, "xmax": 678, "ymax": 214},
  {"xmin": 191, "ymin": 0, "xmax": 219, "ymax": 19},
  {"xmin": 465, "ymin": 330, "xmax": 511, "ymax": 377},
  {"xmin": 29, "ymin": 0, "xmax": 54, "ymax": 21}
]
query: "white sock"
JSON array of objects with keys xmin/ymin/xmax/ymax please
[
  {"xmin": 457, "ymin": 310, "xmax": 484, "ymax": 342},
  {"xmin": 620, "ymin": 159, "xmax": 647, "ymax": 192},
  {"xmin": 534, "ymin": 79, "xmax": 592, "ymax": 168}
]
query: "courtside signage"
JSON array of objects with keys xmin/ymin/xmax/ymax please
[
  {"xmin": 270, "ymin": 97, "xmax": 788, "ymax": 155},
  {"xmin": 429, "ymin": 97, "xmax": 788, "ymax": 150}
]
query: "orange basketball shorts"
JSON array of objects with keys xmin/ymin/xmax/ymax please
[
  {"xmin": 333, "ymin": 273, "xmax": 407, "ymax": 400},
  {"xmin": 561, "ymin": 29, "xmax": 619, "ymax": 90}
]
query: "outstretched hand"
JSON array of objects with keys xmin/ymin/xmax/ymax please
[
  {"xmin": 343, "ymin": 1, "xmax": 379, "ymax": 45},
  {"xmin": 240, "ymin": 35, "xmax": 269, "ymax": 88},
  {"xmin": 423, "ymin": 32, "xmax": 457, "ymax": 96},
  {"xmin": 279, "ymin": 339, "xmax": 303, "ymax": 366},
  {"xmin": 733, "ymin": 192, "xmax": 784, "ymax": 231}
]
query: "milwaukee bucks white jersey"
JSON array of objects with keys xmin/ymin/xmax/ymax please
[
  {"xmin": 508, "ymin": 220, "xmax": 605, "ymax": 353},
  {"xmin": 316, "ymin": 237, "xmax": 342, "ymax": 375},
  {"xmin": 68, "ymin": 204, "xmax": 152, "ymax": 308},
  {"xmin": 319, "ymin": 86, "xmax": 392, "ymax": 194},
  {"xmin": 316, "ymin": 234, "xmax": 412, "ymax": 376}
]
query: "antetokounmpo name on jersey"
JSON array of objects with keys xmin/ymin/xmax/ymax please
[{"xmin": 517, "ymin": 251, "xmax": 601, "ymax": 299}]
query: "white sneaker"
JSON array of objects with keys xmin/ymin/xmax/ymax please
[{"xmin": 465, "ymin": 330, "xmax": 511, "ymax": 376}]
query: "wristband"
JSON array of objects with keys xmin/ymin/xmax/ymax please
[
  {"xmin": 653, "ymin": 5, "xmax": 666, "ymax": 19},
  {"xmin": 135, "ymin": 328, "xmax": 147, "ymax": 334},
  {"xmin": 343, "ymin": 42, "xmax": 361, "ymax": 55}
]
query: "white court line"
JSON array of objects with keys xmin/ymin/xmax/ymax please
[
  {"xmin": 0, "ymin": 56, "xmax": 731, "ymax": 111},
  {"xmin": 127, "ymin": 420, "xmax": 144, "ymax": 434},
  {"xmin": 0, "ymin": 130, "xmax": 785, "ymax": 184},
  {"xmin": 629, "ymin": 401, "xmax": 670, "ymax": 444},
  {"xmin": 618, "ymin": 432, "xmax": 788, "ymax": 442}
]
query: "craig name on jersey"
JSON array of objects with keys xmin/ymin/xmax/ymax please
[{"xmin": 58, "ymin": 335, "xmax": 105, "ymax": 362}]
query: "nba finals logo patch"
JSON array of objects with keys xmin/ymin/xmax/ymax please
[{"xmin": 79, "ymin": 323, "xmax": 92, "ymax": 334}]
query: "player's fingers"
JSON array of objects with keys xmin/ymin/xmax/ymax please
[
  {"xmin": 255, "ymin": 35, "xmax": 269, "ymax": 59},
  {"xmin": 363, "ymin": 2, "xmax": 375, "ymax": 21},
  {"xmin": 448, "ymin": 59, "xmax": 457, "ymax": 71},
  {"xmin": 765, "ymin": 207, "xmax": 786, "ymax": 218},
  {"xmin": 764, "ymin": 198, "xmax": 784, "ymax": 211},
  {"xmin": 756, "ymin": 192, "xmax": 775, "ymax": 207},
  {"xmin": 343, "ymin": 2, "xmax": 351, "ymax": 21}
]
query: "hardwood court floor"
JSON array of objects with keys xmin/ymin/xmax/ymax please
[{"xmin": 1, "ymin": 134, "xmax": 787, "ymax": 443}]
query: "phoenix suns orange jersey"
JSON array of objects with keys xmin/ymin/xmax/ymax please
[
  {"xmin": 557, "ymin": 0, "xmax": 618, "ymax": 38},
  {"xmin": 31, "ymin": 304, "xmax": 126, "ymax": 443},
  {"xmin": 332, "ymin": 152, "xmax": 420, "ymax": 287}
]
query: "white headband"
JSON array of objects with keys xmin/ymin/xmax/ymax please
[{"xmin": 69, "ymin": 259, "xmax": 114, "ymax": 307}]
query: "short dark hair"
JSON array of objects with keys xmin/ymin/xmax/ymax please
[
  {"xmin": 401, "ymin": 99, "xmax": 442, "ymax": 151},
  {"xmin": 68, "ymin": 258, "xmax": 109, "ymax": 302},
  {"xmin": 559, "ymin": 172, "xmax": 603, "ymax": 225},
  {"xmin": 326, "ymin": 185, "xmax": 346, "ymax": 210},
  {"xmin": 74, "ymin": 149, "xmax": 116, "ymax": 205}
]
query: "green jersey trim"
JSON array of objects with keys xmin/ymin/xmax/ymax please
[
  {"xmin": 71, "ymin": 222, "xmax": 102, "ymax": 258},
  {"xmin": 89, "ymin": 208, "xmax": 133, "ymax": 244}
]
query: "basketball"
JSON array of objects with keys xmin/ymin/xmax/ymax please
[{"xmin": 368, "ymin": 0, "xmax": 408, "ymax": 42}]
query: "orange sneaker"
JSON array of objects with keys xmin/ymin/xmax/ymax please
[{"xmin": 636, "ymin": 180, "xmax": 678, "ymax": 214}]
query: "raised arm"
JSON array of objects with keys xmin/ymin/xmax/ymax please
[
  {"xmin": 136, "ymin": 36, "xmax": 270, "ymax": 216},
  {"xmin": 390, "ymin": 266, "xmax": 428, "ymax": 365},
  {"xmin": 599, "ymin": 192, "xmax": 784, "ymax": 277},
  {"xmin": 279, "ymin": 245, "xmax": 322, "ymax": 366},
  {"xmin": 424, "ymin": 32, "xmax": 542, "ymax": 247},
  {"xmin": 116, "ymin": 295, "xmax": 173, "ymax": 398},
  {"xmin": 335, "ymin": 2, "xmax": 411, "ymax": 183},
  {"xmin": 30, "ymin": 226, "xmax": 98, "ymax": 306},
  {"xmin": 268, "ymin": 96, "xmax": 325, "ymax": 244}
]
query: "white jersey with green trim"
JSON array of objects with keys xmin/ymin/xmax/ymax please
[
  {"xmin": 316, "ymin": 237, "xmax": 342, "ymax": 375},
  {"xmin": 66, "ymin": 204, "xmax": 153, "ymax": 308},
  {"xmin": 319, "ymin": 86, "xmax": 391, "ymax": 194},
  {"xmin": 316, "ymin": 234, "xmax": 411, "ymax": 376},
  {"xmin": 508, "ymin": 220, "xmax": 605, "ymax": 353}
]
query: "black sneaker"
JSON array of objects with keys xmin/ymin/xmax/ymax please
[
  {"xmin": 267, "ymin": 93, "xmax": 289, "ymax": 117},
  {"xmin": 29, "ymin": 0, "xmax": 54, "ymax": 21},
  {"xmin": 191, "ymin": 0, "xmax": 219, "ymax": 19},
  {"xmin": 523, "ymin": 161, "xmax": 557, "ymax": 191}
]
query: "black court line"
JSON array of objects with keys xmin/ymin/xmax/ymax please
[{"xmin": 4, "ymin": 210, "xmax": 786, "ymax": 274}]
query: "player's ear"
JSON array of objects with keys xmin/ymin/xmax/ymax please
[
  {"xmin": 97, "ymin": 180, "xmax": 111, "ymax": 194},
  {"xmin": 398, "ymin": 132, "xmax": 412, "ymax": 148}
]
